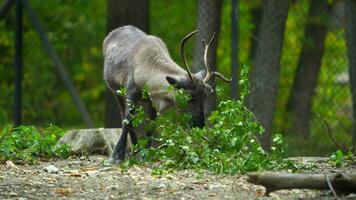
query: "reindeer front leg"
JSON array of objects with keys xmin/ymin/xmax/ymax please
[
  {"xmin": 109, "ymin": 82, "xmax": 140, "ymax": 164},
  {"xmin": 145, "ymin": 103, "xmax": 157, "ymax": 148}
]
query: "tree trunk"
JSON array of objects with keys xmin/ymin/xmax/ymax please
[
  {"xmin": 247, "ymin": 0, "xmax": 290, "ymax": 149},
  {"xmin": 286, "ymin": 0, "xmax": 331, "ymax": 137},
  {"xmin": 192, "ymin": 0, "xmax": 223, "ymax": 118},
  {"xmin": 248, "ymin": 4, "xmax": 262, "ymax": 63},
  {"xmin": 345, "ymin": 0, "xmax": 356, "ymax": 149},
  {"xmin": 105, "ymin": 0, "xmax": 149, "ymax": 128}
]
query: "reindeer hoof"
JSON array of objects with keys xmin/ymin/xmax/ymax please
[
  {"xmin": 108, "ymin": 157, "xmax": 123, "ymax": 165},
  {"xmin": 108, "ymin": 149, "xmax": 126, "ymax": 165}
]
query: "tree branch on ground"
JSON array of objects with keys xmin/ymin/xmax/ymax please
[{"xmin": 247, "ymin": 172, "xmax": 356, "ymax": 196}]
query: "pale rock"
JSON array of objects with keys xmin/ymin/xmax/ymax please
[
  {"xmin": 5, "ymin": 160, "xmax": 18, "ymax": 169},
  {"xmin": 85, "ymin": 170, "xmax": 98, "ymax": 177},
  {"xmin": 207, "ymin": 183, "xmax": 225, "ymax": 190},
  {"xmin": 9, "ymin": 192, "xmax": 17, "ymax": 196},
  {"xmin": 44, "ymin": 165, "xmax": 59, "ymax": 174}
]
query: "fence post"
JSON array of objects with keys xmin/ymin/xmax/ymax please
[
  {"xmin": 14, "ymin": 0, "xmax": 22, "ymax": 126},
  {"xmin": 231, "ymin": 0, "xmax": 239, "ymax": 99}
]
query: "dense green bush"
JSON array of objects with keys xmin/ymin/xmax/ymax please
[
  {"xmin": 0, "ymin": 125, "xmax": 71, "ymax": 164},
  {"xmin": 123, "ymin": 65, "xmax": 288, "ymax": 174}
]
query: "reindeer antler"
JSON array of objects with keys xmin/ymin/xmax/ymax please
[
  {"xmin": 202, "ymin": 32, "xmax": 232, "ymax": 89},
  {"xmin": 202, "ymin": 33, "xmax": 216, "ymax": 83},
  {"xmin": 180, "ymin": 30, "xmax": 198, "ymax": 81}
]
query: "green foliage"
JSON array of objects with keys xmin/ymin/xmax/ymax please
[
  {"xmin": 131, "ymin": 106, "xmax": 147, "ymax": 128},
  {"xmin": 125, "ymin": 65, "xmax": 289, "ymax": 174},
  {"xmin": 116, "ymin": 87, "xmax": 127, "ymax": 97},
  {"xmin": 329, "ymin": 149, "xmax": 345, "ymax": 167},
  {"xmin": 0, "ymin": 125, "xmax": 71, "ymax": 164},
  {"xmin": 142, "ymin": 86, "xmax": 151, "ymax": 100},
  {"xmin": 329, "ymin": 149, "xmax": 354, "ymax": 167},
  {"xmin": 238, "ymin": 64, "xmax": 250, "ymax": 103},
  {"xmin": 173, "ymin": 86, "xmax": 192, "ymax": 109}
]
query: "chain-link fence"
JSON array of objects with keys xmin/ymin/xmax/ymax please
[
  {"xmin": 266, "ymin": 0, "xmax": 352, "ymax": 155},
  {"xmin": 0, "ymin": 0, "xmax": 107, "ymax": 127},
  {"xmin": 0, "ymin": 0, "xmax": 200, "ymax": 128}
]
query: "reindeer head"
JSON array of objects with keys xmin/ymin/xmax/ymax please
[{"xmin": 166, "ymin": 30, "xmax": 231, "ymax": 127}]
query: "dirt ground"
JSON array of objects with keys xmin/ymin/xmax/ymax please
[{"xmin": 0, "ymin": 155, "xmax": 355, "ymax": 200}]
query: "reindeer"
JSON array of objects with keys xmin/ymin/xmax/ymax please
[{"xmin": 103, "ymin": 25, "xmax": 230, "ymax": 164}]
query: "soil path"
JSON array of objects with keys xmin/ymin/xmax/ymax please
[{"xmin": 0, "ymin": 155, "xmax": 355, "ymax": 199}]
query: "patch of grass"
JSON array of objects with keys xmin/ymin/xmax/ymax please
[{"xmin": 0, "ymin": 125, "xmax": 71, "ymax": 164}]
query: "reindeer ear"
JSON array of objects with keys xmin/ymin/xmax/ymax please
[
  {"xmin": 194, "ymin": 70, "xmax": 206, "ymax": 80},
  {"xmin": 166, "ymin": 76, "xmax": 178, "ymax": 86},
  {"xmin": 166, "ymin": 76, "xmax": 191, "ymax": 89}
]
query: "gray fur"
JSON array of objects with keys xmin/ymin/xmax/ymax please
[
  {"xmin": 103, "ymin": 25, "xmax": 188, "ymax": 113},
  {"xmin": 103, "ymin": 25, "xmax": 213, "ymax": 164}
]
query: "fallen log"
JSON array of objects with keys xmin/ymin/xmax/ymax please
[{"xmin": 247, "ymin": 172, "xmax": 356, "ymax": 195}]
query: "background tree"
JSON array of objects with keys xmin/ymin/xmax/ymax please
[
  {"xmin": 248, "ymin": 0, "xmax": 290, "ymax": 149},
  {"xmin": 345, "ymin": 0, "xmax": 356, "ymax": 148},
  {"xmin": 192, "ymin": 0, "xmax": 223, "ymax": 116},
  {"xmin": 248, "ymin": 1, "xmax": 262, "ymax": 63},
  {"xmin": 286, "ymin": 0, "xmax": 331, "ymax": 137},
  {"xmin": 105, "ymin": 0, "xmax": 149, "ymax": 128}
]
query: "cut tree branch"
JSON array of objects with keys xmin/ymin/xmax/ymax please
[
  {"xmin": 326, "ymin": 174, "xmax": 341, "ymax": 200},
  {"xmin": 247, "ymin": 172, "xmax": 356, "ymax": 195}
]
